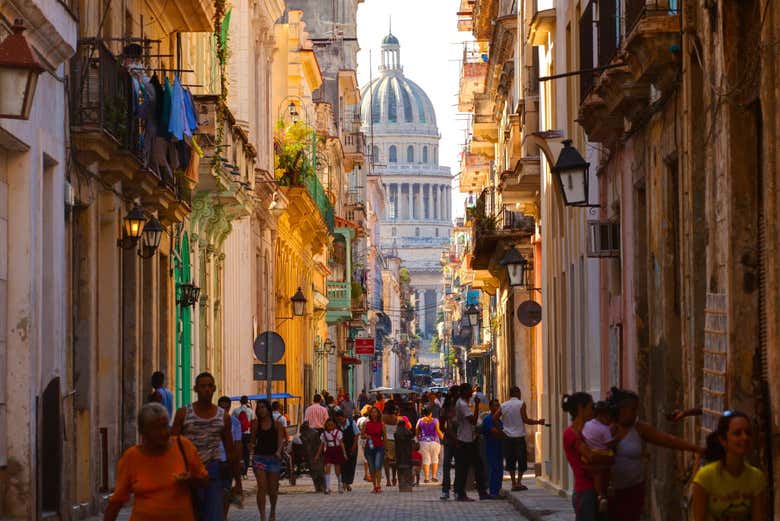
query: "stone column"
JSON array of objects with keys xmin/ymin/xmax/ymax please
[
  {"xmin": 407, "ymin": 183, "xmax": 413, "ymax": 220},
  {"xmin": 411, "ymin": 184, "xmax": 416, "ymax": 219},
  {"xmin": 423, "ymin": 184, "xmax": 429, "ymax": 219},
  {"xmin": 440, "ymin": 186, "xmax": 446, "ymax": 221},
  {"xmin": 415, "ymin": 183, "xmax": 425, "ymax": 219},
  {"xmin": 391, "ymin": 184, "xmax": 398, "ymax": 219},
  {"xmin": 433, "ymin": 186, "xmax": 438, "ymax": 220},
  {"xmin": 446, "ymin": 187, "xmax": 451, "ymax": 220},
  {"xmin": 423, "ymin": 183, "xmax": 433, "ymax": 219}
]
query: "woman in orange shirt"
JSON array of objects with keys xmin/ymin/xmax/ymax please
[{"xmin": 104, "ymin": 403, "xmax": 209, "ymax": 521}]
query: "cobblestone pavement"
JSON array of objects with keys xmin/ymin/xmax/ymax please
[
  {"xmin": 114, "ymin": 466, "xmax": 528, "ymax": 521},
  {"xmin": 224, "ymin": 467, "xmax": 528, "ymax": 521}
]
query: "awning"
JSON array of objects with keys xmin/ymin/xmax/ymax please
[
  {"xmin": 229, "ymin": 393, "xmax": 299, "ymax": 401},
  {"xmin": 341, "ymin": 356, "xmax": 362, "ymax": 365}
]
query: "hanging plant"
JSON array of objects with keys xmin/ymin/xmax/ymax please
[{"xmin": 274, "ymin": 120, "xmax": 315, "ymax": 185}]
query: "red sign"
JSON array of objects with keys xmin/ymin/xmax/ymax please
[{"xmin": 354, "ymin": 338, "xmax": 375, "ymax": 355}]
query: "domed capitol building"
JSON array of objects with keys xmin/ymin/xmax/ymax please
[{"xmin": 361, "ymin": 32, "xmax": 452, "ymax": 339}]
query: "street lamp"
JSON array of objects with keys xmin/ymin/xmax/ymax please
[
  {"xmin": 177, "ymin": 282, "xmax": 201, "ymax": 308},
  {"xmin": 0, "ymin": 20, "xmax": 44, "ymax": 120},
  {"xmin": 122, "ymin": 206, "xmax": 146, "ymax": 245},
  {"xmin": 315, "ymin": 337, "xmax": 336, "ymax": 357},
  {"xmin": 291, "ymin": 287, "xmax": 307, "ymax": 317},
  {"xmin": 139, "ymin": 216, "xmax": 164, "ymax": 259},
  {"xmin": 117, "ymin": 206, "xmax": 164, "ymax": 258},
  {"xmin": 552, "ymin": 139, "xmax": 590, "ymax": 207},
  {"xmin": 288, "ymin": 102, "xmax": 299, "ymax": 123},
  {"xmin": 466, "ymin": 304, "xmax": 480, "ymax": 327},
  {"xmin": 500, "ymin": 247, "xmax": 530, "ymax": 288}
]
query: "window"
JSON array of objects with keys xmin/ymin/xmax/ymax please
[
  {"xmin": 389, "ymin": 145, "xmax": 397, "ymax": 163},
  {"xmin": 435, "ymin": 228, "xmax": 439, "ymax": 237},
  {"xmin": 400, "ymin": 85, "xmax": 413, "ymax": 122},
  {"xmin": 407, "ymin": 146, "xmax": 414, "ymax": 163},
  {"xmin": 392, "ymin": 227, "xmax": 397, "ymax": 237},
  {"xmin": 415, "ymin": 227, "xmax": 420, "ymax": 237},
  {"xmin": 388, "ymin": 81, "xmax": 398, "ymax": 122},
  {"xmin": 586, "ymin": 220, "xmax": 620, "ymax": 257},
  {"xmin": 372, "ymin": 145, "xmax": 379, "ymax": 162},
  {"xmin": 423, "ymin": 146, "xmax": 428, "ymax": 163},
  {"xmin": 433, "ymin": 146, "xmax": 438, "ymax": 164}
]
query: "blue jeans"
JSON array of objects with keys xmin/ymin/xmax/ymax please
[
  {"xmin": 364, "ymin": 446, "xmax": 385, "ymax": 475},
  {"xmin": 196, "ymin": 461, "xmax": 227, "ymax": 521},
  {"xmin": 441, "ymin": 443, "xmax": 455, "ymax": 492},
  {"xmin": 572, "ymin": 489, "xmax": 606, "ymax": 521},
  {"xmin": 485, "ymin": 443, "xmax": 503, "ymax": 496}
]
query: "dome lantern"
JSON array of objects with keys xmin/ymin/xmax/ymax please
[
  {"xmin": 360, "ymin": 33, "xmax": 438, "ymax": 134},
  {"xmin": 381, "ymin": 18, "xmax": 401, "ymax": 72}
]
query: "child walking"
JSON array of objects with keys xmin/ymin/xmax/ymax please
[
  {"xmin": 316, "ymin": 418, "xmax": 348, "ymax": 494},
  {"xmin": 411, "ymin": 441, "xmax": 423, "ymax": 486},
  {"xmin": 581, "ymin": 400, "xmax": 616, "ymax": 511}
]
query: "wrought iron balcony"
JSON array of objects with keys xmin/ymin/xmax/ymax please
[
  {"xmin": 469, "ymin": 189, "xmax": 534, "ymax": 269},
  {"xmin": 70, "ymin": 39, "xmax": 184, "ymax": 213},
  {"xmin": 304, "ymin": 173, "xmax": 335, "ymax": 232},
  {"xmin": 578, "ymin": 0, "xmax": 681, "ymax": 145}
]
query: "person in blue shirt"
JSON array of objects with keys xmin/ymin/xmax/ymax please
[
  {"xmin": 481, "ymin": 399, "xmax": 507, "ymax": 499},
  {"xmin": 151, "ymin": 371, "xmax": 174, "ymax": 419}
]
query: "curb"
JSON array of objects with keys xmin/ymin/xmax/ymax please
[{"xmin": 505, "ymin": 491, "xmax": 544, "ymax": 521}]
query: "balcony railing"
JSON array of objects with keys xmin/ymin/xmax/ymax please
[
  {"xmin": 304, "ymin": 173, "xmax": 335, "ymax": 231},
  {"xmin": 70, "ymin": 39, "xmax": 178, "ymax": 192},
  {"xmin": 327, "ymin": 281, "xmax": 351, "ymax": 310},
  {"xmin": 71, "ymin": 40, "xmax": 137, "ymax": 154}
]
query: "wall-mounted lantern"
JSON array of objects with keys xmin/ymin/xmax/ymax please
[{"xmin": 0, "ymin": 20, "xmax": 44, "ymax": 120}]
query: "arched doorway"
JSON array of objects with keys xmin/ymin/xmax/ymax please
[{"xmin": 175, "ymin": 233, "xmax": 193, "ymax": 407}]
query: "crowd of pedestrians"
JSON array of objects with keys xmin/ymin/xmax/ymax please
[{"xmin": 107, "ymin": 374, "xmax": 769, "ymax": 521}]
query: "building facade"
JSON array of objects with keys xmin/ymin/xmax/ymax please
[{"xmin": 360, "ymin": 34, "xmax": 451, "ymax": 342}]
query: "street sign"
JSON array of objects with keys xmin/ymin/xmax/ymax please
[
  {"xmin": 517, "ymin": 300, "xmax": 542, "ymax": 327},
  {"xmin": 253, "ymin": 331, "xmax": 285, "ymax": 363},
  {"xmin": 253, "ymin": 364, "xmax": 287, "ymax": 381},
  {"xmin": 354, "ymin": 338, "xmax": 375, "ymax": 355}
]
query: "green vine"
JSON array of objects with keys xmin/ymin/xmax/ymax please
[{"xmin": 212, "ymin": 0, "xmax": 229, "ymax": 177}]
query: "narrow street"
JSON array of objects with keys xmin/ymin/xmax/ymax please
[
  {"xmin": 116, "ymin": 468, "xmax": 529, "ymax": 521},
  {"xmin": 3, "ymin": 0, "xmax": 780, "ymax": 518}
]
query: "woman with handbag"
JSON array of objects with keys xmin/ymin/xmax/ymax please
[
  {"xmin": 251, "ymin": 399, "xmax": 286, "ymax": 521},
  {"xmin": 104, "ymin": 403, "xmax": 208, "ymax": 521},
  {"xmin": 172, "ymin": 372, "xmax": 241, "ymax": 521}
]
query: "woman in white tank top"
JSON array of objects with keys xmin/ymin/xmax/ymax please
[{"xmin": 608, "ymin": 388, "xmax": 704, "ymax": 521}]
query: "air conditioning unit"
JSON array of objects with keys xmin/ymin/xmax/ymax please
[{"xmin": 587, "ymin": 220, "xmax": 620, "ymax": 258}]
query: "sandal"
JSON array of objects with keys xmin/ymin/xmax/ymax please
[{"xmin": 511, "ymin": 484, "xmax": 528, "ymax": 491}]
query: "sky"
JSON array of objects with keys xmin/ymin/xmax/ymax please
[{"xmin": 356, "ymin": 0, "xmax": 471, "ymax": 219}]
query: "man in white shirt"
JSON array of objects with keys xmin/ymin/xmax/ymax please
[
  {"xmin": 500, "ymin": 386, "xmax": 544, "ymax": 491},
  {"xmin": 453, "ymin": 383, "xmax": 487, "ymax": 501}
]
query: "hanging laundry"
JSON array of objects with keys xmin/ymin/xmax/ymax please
[
  {"xmin": 160, "ymin": 77, "xmax": 173, "ymax": 139},
  {"xmin": 168, "ymin": 77, "xmax": 191, "ymax": 141},
  {"xmin": 150, "ymin": 73, "xmax": 164, "ymax": 121},
  {"xmin": 140, "ymin": 75, "xmax": 160, "ymax": 168},
  {"xmin": 183, "ymin": 88, "xmax": 198, "ymax": 133}
]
